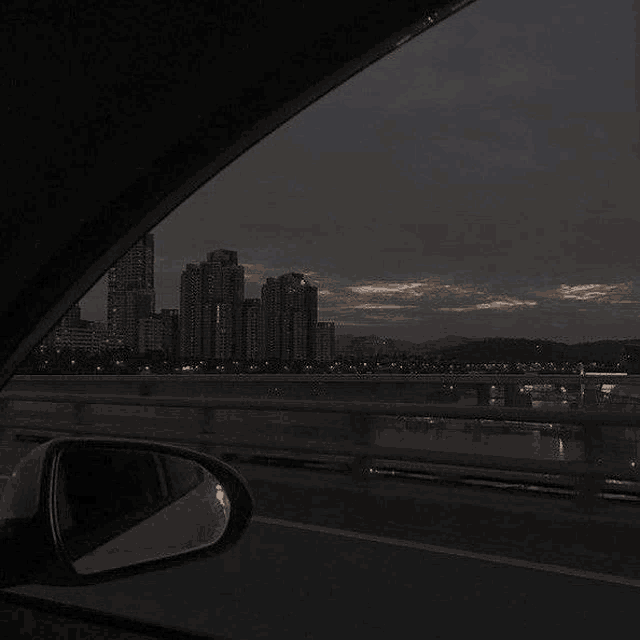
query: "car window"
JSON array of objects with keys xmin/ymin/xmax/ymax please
[
  {"xmin": 3, "ymin": 1, "xmax": 639, "ymax": 638},
  {"xmin": 17, "ymin": 1, "xmax": 633, "ymax": 375}
]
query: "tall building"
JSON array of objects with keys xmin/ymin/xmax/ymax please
[
  {"xmin": 160, "ymin": 309, "xmax": 180, "ymax": 361},
  {"xmin": 241, "ymin": 298, "xmax": 262, "ymax": 361},
  {"xmin": 107, "ymin": 234, "xmax": 155, "ymax": 350},
  {"xmin": 61, "ymin": 303, "xmax": 82, "ymax": 327},
  {"xmin": 138, "ymin": 314, "xmax": 164, "ymax": 354},
  {"xmin": 139, "ymin": 310, "xmax": 180, "ymax": 357},
  {"xmin": 315, "ymin": 322, "xmax": 336, "ymax": 362},
  {"xmin": 42, "ymin": 304, "xmax": 108, "ymax": 353},
  {"xmin": 179, "ymin": 263, "xmax": 204, "ymax": 361},
  {"xmin": 261, "ymin": 273, "xmax": 318, "ymax": 361},
  {"xmin": 179, "ymin": 250, "xmax": 244, "ymax": 361}
]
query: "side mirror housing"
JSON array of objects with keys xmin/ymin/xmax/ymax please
[{"xmin": 0, "ymin": 437, "xmax": 253, "ymax": 588}]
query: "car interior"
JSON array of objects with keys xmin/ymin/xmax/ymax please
[{"xmin": 3, "ymin": 1, "xmax": 633, "ymax": 638}]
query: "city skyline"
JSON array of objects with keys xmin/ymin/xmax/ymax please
[
  {"xmin": 78, "ymin": 0, "xmax": 638, "ymax": 345},
  {"xmin": 178, "ymin": 251, "xmax": 327, "ymax": 362},
  {"xmin": 48, "ymin": 244, "xmax": 336, "ymax": 361}
]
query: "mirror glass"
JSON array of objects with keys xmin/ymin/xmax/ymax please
[{"xmin": 54, "ymin": 446, "xmax": 231, "ymax": 574}]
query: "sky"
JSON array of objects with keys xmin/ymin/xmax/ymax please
[{"xmin": 80, "ymin": 0, "xmax": 639, "ymax": 344}]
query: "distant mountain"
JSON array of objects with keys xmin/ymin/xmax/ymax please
[
  {"xmin": 334, "ymin": 333, "xmax": 637, "ymax": 364},
  {"xmin": 336, "ymin": 334, "xmax": 405, "ymax": 357},
  {"xmin": 336, "ymin": 334, "xmax": 472, "ymax": 351},
  {"xmin": 432, "ymin": 337, "xmax": 628, "ymax": 364},
  {"xmin": 335, "ymin": 334, "xmax": 357, "ymax": 351},
  {"xmin": 422, "ymin": 335, "xmax": 474, "ymax": 351}
]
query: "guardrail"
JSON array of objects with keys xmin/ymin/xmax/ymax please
[
  {"xmin": 3, "ymin": 390, "xmax": 640, "ymax": 423},
  {"xmin": 2, "ymin": 391, "xmax": 639, "ymax": 511},
  {"xmin": 6, "ymin": 372, "xmax": 638, "ymax": 409},
  {"xmin": 10, "ymin": 373, "xmax": 638, "ymax": 383}
]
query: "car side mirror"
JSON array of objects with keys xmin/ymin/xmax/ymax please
[{"xmin": 0, "ymin": 437, "xmax": 253, "ymax": 588}]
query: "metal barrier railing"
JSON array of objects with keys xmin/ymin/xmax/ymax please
[
  {"xmin": 2, "ymin": 391, "xmax": 639, "ymax": 511},
  {"xmin": 3, "ymin": 390, "xmax": 640, "ymax": 423}
]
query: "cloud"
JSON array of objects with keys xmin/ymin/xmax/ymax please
[
  {"xmin": 438, "ymin": 297, "xmax": 537, "ymax": 312},
  {"xmin": 560, "ymin": 283, "xmax": 621, "ymax": 300},
  {"xmin": 354, "ymin": 304, "xmax": 418, "ymax": 310},
  {"xmin": 350, "ymin": 282, "xmax": 426, "ymax": 295},
  {"xmin": 348, "ymin": 277, "xmax": 469, "ymax": 300},
  {"xmin": 535, "ymin": 282, "xmax": 633, "ymax": 303},
  {"xmin": 328, "ymin": 277, "xmax": 493, "ymax": 323},
  {"xmin": 477, "ymin": 299, "xmax": 537, "ymax": 309}
]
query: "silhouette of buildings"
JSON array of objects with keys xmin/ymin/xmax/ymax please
[
  {"xmin": 179, "ymin": 250, "xmax": 244, "ymax": 361},
  {"xmin": 60, "ymin": 247, "xmax": 330, "ymax": 364},
  {"xmin": 138, "ymin": 314, "xmax": 164, "ymax": 354},
  {"xmin": 43, "ymin": 303, "xmax": 107, "ymax": 353},
  {"xmin": 261, "ymin": 273, "xmax": 318, "ymax": 361},
  {"xmin": 138, "ymin": 309, "xmax": 180, "ymax": 358},
  {"xmin": 107, "ymin": 234, "xmax": 155, "ymax": 350},
  {"xmin": 160, "ymin": 309, "xmax": 180, "ymax": 361},
  {"xmin": 315, "ymin": 322, "xmax": 336, "ymax": 362},
  {"xmin": 241, "ymin": 298, "xmax": 263, "ymax": 362}
]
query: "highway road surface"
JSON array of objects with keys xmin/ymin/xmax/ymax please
[{"xmin": 3, "ymin": 457, "xmax": 640, "ymax": 639}]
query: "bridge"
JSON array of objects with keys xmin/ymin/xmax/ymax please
[
  {"xmin": 3, "ymin": 371, "xmax": 636, "ymax": 406},
  {"xmin": 2, "ymin": 373, "xmax": 640, "ymax": 511}
]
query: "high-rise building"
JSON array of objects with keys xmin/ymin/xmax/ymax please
[
  {"xmin": 179, "ymin": 250, "xmax": 244, "ymax": 361},
  {"xmin": 107, "ymin": 234, "xmax": 155, "ymax": 350},
  {"xmin": 241, "ymin": 298, "xmax": 262, "ymax": 362},
  {"xmin": 315, "ymin": 322, "xmax": 336, "ymax": 362},
  {"xmin": 160, "ymin": 309, "xmax": 180, "ymax": 361},
  {"xmin": 179, "ymin": 263, "xmax": 204, "ymax": 361},
  {"xmin": 42, "ymin": 304, "xmax": 108, "ymax": 353},
  {"xmin": 138, "ymin": 314, "xmax": 164, "ymax": 354},
  {"xmin": 61, "ymin": 303, "xmax": 82, "ymax": 327},
  {"xmin": 138, "ymin": 310, "xmax": 179, "ymax": 358},
  {"xmin": 261, "ymin": 273, "xmax": 318, "ymax": 361}
]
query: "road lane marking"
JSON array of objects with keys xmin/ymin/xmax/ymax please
[{"xmin": 254, "ymin": 516, "xmax": 640, "ymax": 588}]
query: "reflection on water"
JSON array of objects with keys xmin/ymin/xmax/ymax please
[
  {"xmin": 376, "ymin": 419, "xmax": 585, "ymax": 463},
  {"xmin": 533, "ymin": 430, "xmax": 540, "ymax": 457},
  {"xmin": 375, "ymin": 390, "xmax": 640, "ymax": 472}
]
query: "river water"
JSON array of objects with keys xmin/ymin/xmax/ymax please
[{"xmin": 375, "ymin": 387, "xmax": 640, "ymax": 477}]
